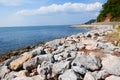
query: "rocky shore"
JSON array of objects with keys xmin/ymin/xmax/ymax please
[{"xmin": 0, "ymin": 26, "xmax": 120, "ymax": 80}]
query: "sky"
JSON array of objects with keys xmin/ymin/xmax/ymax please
[{"xmin": 0, "ymin": 0, "xmax": 107, "ymax": 27}]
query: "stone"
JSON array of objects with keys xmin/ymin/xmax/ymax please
[
  {"xmin": 105, "ymin": 75, "xmax": 120, "ymax": 80},
  {"xmin": 31, "ymin": 47, "xmax": 45, "ymax": 56},
  {"xmin": 84, "ymin": 72, "xmax": 95, "ymax": 80},
  {"xmin": 10, "ymin": 54, "xmax": 33, "ymax": 70},
  {"xmin": 53, "ymin": 46, "xmax": 65, "ymax": 54},
  {"xmin": 66, "ymin": 43, "xmax": 77, "ymax": 51},
  {"xmin": 35, "ymin": 54, "xmax": 52, "ymax": 64},
  {"xmin": 12, "ymin": 75, "xmax": 44, "ymax": 80},
  {"xmin": 92, "ymin": 70, "xmax": 109, "ymax": 80},
  {"xmin": 80, "ymin": 39, "xmax": 98, "ymax": 50},
  {"xmin": 58, "ymin": 69, "xmax": 79, "ymax": 80},
  {"xmin": 72, "ymin": 65, "xmax": 87, "ymax": 75},
  {"xmin": 2, "ymin": 71, "xmax": 17, "ymax": 80},
  {"xmin": 102, "ymin": 54, "xmax": 120, "ymax": 76},
  {"xmin": 23, "ymin": 57, "xmax": 38, "ymax": 70},
  {"xmin": 52, "ymin": 60, "xmax": 70, "ymax": 74},
  {"xmin": 0, "ymin": 66, "xmax": 10, "ymax": 78},
  {"xmin": 15, "ymin": 70, "xmax": 29, "ymax": 77},
  {"xmin": 72, "ymin": 54, "xmax": 101, "ymax": 72},
  {"xmin": 37, "ymin": 61, "xmax": 52, "ymax": 79}
]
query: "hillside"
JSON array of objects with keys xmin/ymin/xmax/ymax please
[{"xmin": 97, "ymin": 0, "xmax": 120, "ymax": 22}]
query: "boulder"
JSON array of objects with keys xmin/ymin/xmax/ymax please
[
  {"xmin": 84, "ymin": 72, "xmax": 95, "ymax": 80},
  {"xmin": 102, "ymin": 54, "xmax": 120, "ymax": 76},
  {"xmin": 23, "ymin": 57, "xmax": 38, "ymax": 70},
  {"xmin": 72, "ymin": 54, "xmax": 101, "ymax": 72},
  {"xmin": 52, "ymin": 60, "xmax": 70, "ymax": 74},
  {"xmin": 0, "ymin": 66, "xmax": 10, "ymax": 78},
  {"xmin": 35, "ymin": 54, "xmax": 52, "ymax": 64},
  {"xmin": 80, "ymin": 39, "xmax": 98, "ymax": 50},
  {"xmin": 37, "ymin": 61, "xmax": 52, "ymax": 79},
  {"xmin": 13, "ymin": 75, "xmax": 44, "ymax": 80},
  {"xmin": 105, "ymin": 75, "xmax": 120, "ymax": 80},
  {"xmin": 10, "ymin": 54, "xmax": 33, "ymax": 70},
  {"xmin": 2, "ymin": 71, "xmax": 17, "ymax": 80},
  {"xmin": 58, "ymin": 69, "xmax": 80, "ymax": 80},
  {"xmin": 15, "ymin": 70, "xmax": 29, "ymax": 77}
]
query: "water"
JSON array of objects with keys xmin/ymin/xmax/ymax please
[{"xmin": 0, "ymin": 25, "xmax": 89, "ymax": 54}]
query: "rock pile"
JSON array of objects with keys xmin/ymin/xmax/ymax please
[{"xmin": 0, "ymin": 27, "xmax": 120, "ymax": 80}]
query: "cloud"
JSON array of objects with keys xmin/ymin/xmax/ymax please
[{"xmin": 16, "ymin": 2, "xmax": 102, "ymax": 15}]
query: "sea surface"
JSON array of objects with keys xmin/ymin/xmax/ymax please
[{"xmin": 0, "ymin": 25, "xmax": 89, "ymax": 54}]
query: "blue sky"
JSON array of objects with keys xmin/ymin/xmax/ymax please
[{"xmin": 0, "ymin": 0, "xmax": 106, "ymax": 27}]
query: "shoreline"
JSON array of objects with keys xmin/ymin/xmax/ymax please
[{"xmin": 0, "ymin": 24, "xmax": 120, "ymax": 80}]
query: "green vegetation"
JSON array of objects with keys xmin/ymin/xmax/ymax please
[
  {"xmin": 84, "ymin": 19, "xmax": 96, "ymax": 24},
  {"xmin": 97, "ymin": 0, "xmax": 120, "ymax": 22},
  {"xmin": 106, "ymin": 26, "xmax": 120, "ymax": 46}
]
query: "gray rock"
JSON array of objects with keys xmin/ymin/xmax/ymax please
[
  {"xmin": 31, "ymin": 47, "xmax": 44, "ymax": 56},
  {"xmin": 72, "ymin": 54, "xmax": 101, "ymax": 72},
  {"xmin": 66, "ymin": 44, "xmax": 77, "ymax": 51},
  {"xmin": 58, "ymin": 69, "xmax": 80, "ymax": 80},
  {"xmin": 72, "ymin": 65, "xmax": 87, "ymax": 75},
  {"xmin": 23, "ymin": 57, "xmax": 38, "ymax": 70},
  {"xmin": 35, "ymin": 54, "xmax": 52, "ymax": 64},
  {"xmin": 0, "ymin": 66, "xmax": 10, "ymax": 79},
  {"xmin": 102, "ymin": 54, "xmax": 120, "ymax": 76},
  {"xmin": 97, "ymin": 42, "xmax": 119, "ymax": 54},
  {"xmin": 2, "ymin": 71, "xmax": 17, "ymax": 80},
  {"xmin": 92, "ymin": 70, "xmax": 108, "ymax": 80},
  {"xmin": 52, "ymin": 60, "xmax": 70, "ymax": 74},
  {"xmin": 53, "ymin": 46, "xmax": 65, "ymax": 54},
  {"xmin": 37, "ymin": 61, "xmax": 52, "ymax": 79},
  {"xmin": 45, "ymin": 38, "xmax": 65, "ymax": 50},
  {"xmin": 76, "ymin": 43, "xmax": 85, "ymax": 50},
  {"xmin": 105, "ymin": 75, "xmax": 120, "ymax": 80},
  {"xmin": 84, "ymin": 72, "xmax": 95, "ymax": 80}
]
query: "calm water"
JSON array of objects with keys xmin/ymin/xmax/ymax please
[{"xmin": 0, "ymin": 25, "xmax": 89, "ymax": 54}]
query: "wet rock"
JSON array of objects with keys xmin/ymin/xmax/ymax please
[
  {"xmin": 84, "ymin": 72, "xmax": 95, "ymax": 80},
  {"xmin": 105, "ymin": 75, "xmax": 120, "ymax": 80},
  {"xmin": 52, "ymin": 60, "xmax": 70, "ymax": 74},
  {"xmin": 10, "ymin": 54, "xmax": 33, "ymax": 70},
  {"xmin": 23, "ymin": 57, "xmax": 38, "ymax": 70},
  {"xmin": 102, "ymin": 54, "xmax": 120, "ymax": 76},
  {"xmin": 58, "ymin": 69, "xmax": 80, "ymax": 80},
  {"xmin": 37, "ymin": 61, "xmax": 52, "ymax": 79}
]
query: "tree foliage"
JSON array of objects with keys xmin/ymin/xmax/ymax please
[{"xmin": 97, "ymin": 0, "xmax": 120, "ymax": 22}]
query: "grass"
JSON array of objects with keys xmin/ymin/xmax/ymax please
[{"xmin": 106, "ymin": 25, "xmax": 120, "ymax": 46}]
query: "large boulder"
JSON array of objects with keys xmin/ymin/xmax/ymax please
[
  {"xmin": 23, "ymin": 57, "xmax": 38, "ymax": 70},
  {"xmin": 102, "ymin": 54, "xmax": 120, "ymax": 76},
  {"xmin": 12, "ymin": 75, "xmax": 44, "ymax": 80},
  {"xmin": 35, "ymin": 54, "xmax": 52, "ymax": 64},
  {"xmin": 0, "ymin": 66, "xmax": 10, "ymax": 79},
  {"xmin": 52, "ymin": 60, "xmax": 71, "ymax": 74},
  {"xmin": 105, "ymin": 75, "xmax": 120, "ymax": 80},
  {"xmin": 10, "ymin": 54, "xmax": 33, "ymax": 70},
  {"xmin": 37, "ymin": 61, "xmax": 52, "ymax": 79},
  {"xmin": 72, "ymin": 54, "xmax": 101, "ymax": 72},
  {"xmin": 84, "ymin": 72, "xmax": 95, "ymax": 80},
  {"xmin": 58, "ymin": 69, "xmax": 80, "ymax": 80}
]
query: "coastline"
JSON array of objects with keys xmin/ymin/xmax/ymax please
[{"xmin": 0, "ymin": 24, "xmax": 120, "ymax": 80}]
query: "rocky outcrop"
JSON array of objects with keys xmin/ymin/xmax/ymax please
[{"xmin": 0, "ymin": 27, "xmax": 120, "ymax": 80}]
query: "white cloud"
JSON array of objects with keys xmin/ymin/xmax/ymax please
[{"xmin": 16, "ymin": 2, "xmax": 102, "ymax": 15}]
